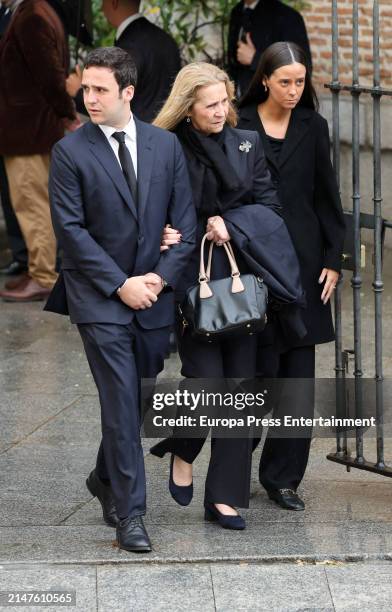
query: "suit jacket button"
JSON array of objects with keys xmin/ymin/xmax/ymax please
[{"xmin": 138, "ymin": 235, "xmax": 144, "ymax": 242}]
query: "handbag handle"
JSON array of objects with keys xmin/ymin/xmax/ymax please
[{"xmin": 199, "ymin": 234, "xmax": 244, "ymax": 299}]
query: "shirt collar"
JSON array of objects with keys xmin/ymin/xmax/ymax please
[
  {"xmin": 99, "ymin": 114, "xmax": 137, "ymax": 143},
  {"xmin": 243, "ymin": 0, "xmax": 260, "ymax": 9},
  {"xmin": 116, "ymin": 13, "xmax": 143, "ymax": 40}
]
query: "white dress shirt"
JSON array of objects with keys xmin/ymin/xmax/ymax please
[
  {"xmin": 115, "ymin": 13, "xmax": 143, "ymax": 41},
  {"xmin": 99, "ymin": 115, "xmax": 138, "ymax": 178},
  {"xmin": 244, "ymin": 0, "xmax": 260, "ymax": 10}
]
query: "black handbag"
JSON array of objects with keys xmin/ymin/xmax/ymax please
[{"xmin": 181, "ymin": 234, "xmax": 268, "ymax": 342}]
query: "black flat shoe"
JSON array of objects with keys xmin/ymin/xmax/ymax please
[
  {"xmin": 169, "ymin": 454, "xmax": 193, "ymax": 506},
  {"xmin": 86, "ymin": 470, "xmax": 119, "ymax": 527},
  {"xmin": 204, "ymin": 502, "xmax": 245, "ymax": 530},
  {"xmin": 267, "ymin": 488, "xmax": 305, "ymax": 511},
  {"xmin": 0, "ymin": 260, "xmax": 28, "ymax": 276},
  {"xmin": 116, "ymin": 515, "xmax": 152, "ymax": 553}
]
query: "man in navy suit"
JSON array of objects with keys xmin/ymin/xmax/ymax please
[{"xmin": 46, "ymin": 47, "xmax": 195, "ymax": 552}]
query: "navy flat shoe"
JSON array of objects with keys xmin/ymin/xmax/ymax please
[
  {"xmin": 204, "ymin": 501, "xmax": 245, "ymax": 530},
  {"xmin": 169, "ymin": 454, "xmax": 193, "ymax": 506}
]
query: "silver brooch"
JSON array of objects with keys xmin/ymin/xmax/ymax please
[{"xmin": 239, "ymin": 140, "xmax": 252, "ymax": 152}]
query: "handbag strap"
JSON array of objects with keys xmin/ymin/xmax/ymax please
[{"xmin": 199, "ymin": 234, "xmax": 245, "ymax": 298}]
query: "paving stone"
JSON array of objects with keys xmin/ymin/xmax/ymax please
[
  {"xmin": 97, "ymin": 564, "xmax": 214, "ymax": 611},
  {"xmin": 326, "ymin": 563, "xmax": 392, "ymax": 612},
  {"xmin": 1, "ymin": 522, "xmax": 392, "ymax": 565},
  {"xmin": 0, "ymin": 391, "xmax": 82, "ymax": 453},
  {"xmin": 0, "ymin": 565, "xmax": 96, "ymax": 612},
  {"xmin": 211, "ymin": 563, "xmax": 334, "ymax": 611},
  {"xmin": 0, "ymin": 499, "xmax": 84, "ymax": 528}
]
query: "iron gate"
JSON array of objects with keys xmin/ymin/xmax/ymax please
[{"xmin": 326, "ymin": 0, "xmax": 392, "ymax": 476}]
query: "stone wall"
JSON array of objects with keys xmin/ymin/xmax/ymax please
[{"xmin": 302, "ymin": 0, "xmax": 392, "ymax": 88}]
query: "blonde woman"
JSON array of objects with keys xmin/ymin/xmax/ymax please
[{"xmin": 150, "ymin": 63, "xmax": 280, "ymax": 529}]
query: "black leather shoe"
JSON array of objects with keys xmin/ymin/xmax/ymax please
[
  {"xmin": 0, "ymin": 260, "xmax": 28, "ymax": 276},
  {"xmin": 204, "ymin": 502, "xmax": 245, "ymax": 530},
  {"xmin": 86, "ymin": 470, "xmax": 119, "ymax": 527},
  {"xmin": 169, "ymin": 454, "xmax": 193, "ymax": 506},
  {"xmin": 116, "ymin": 515, "xmax": 152, "ymax": 552},
  {"xmin": 267, "ymin": 488, "xmax": 305, "ymax": 511}
]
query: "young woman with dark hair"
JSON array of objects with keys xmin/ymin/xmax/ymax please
[{"xmin": 238, "ymin": 41, "xmax": 345, "ymax": 511}]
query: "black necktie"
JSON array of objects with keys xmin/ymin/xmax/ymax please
[
  {"xmin": 112, "ymin": 131, "xmax": 138, "ymax": 206},
  {"xmin": 242, "ymin": 8, "xmax": 253, "ymax": 33}
]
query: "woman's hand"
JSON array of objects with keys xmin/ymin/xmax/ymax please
[
  {"xmin": 206, "ymin": 216, "xmax": 231, "ymax": 245},
  {"xmin": 319, "ymin": 268, "xmax": 339, "ymax": 304},
  {"xmin": 160, "ymin": 224, "xmax": 181, "ymax": 252}
]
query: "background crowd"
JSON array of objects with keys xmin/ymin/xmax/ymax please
[{"xmin": 0, "ymin": 0, "xmax": 311, "ymax": 302}]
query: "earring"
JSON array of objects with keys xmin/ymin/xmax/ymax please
[
  {"xmin": 186, "ymin": 117, "xmax": 191, "ymax": 124},
  {"xmin": 264, "ymin": 85, "xmax": 268, "ymax": 92}
]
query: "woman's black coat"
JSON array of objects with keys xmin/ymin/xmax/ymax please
[
  {"xmin": 238, "ymin": 105, "xmax": 345, "ymax": 346},
  {"xmin": 175, "ymin": 125, "xmax": 281, "ymax": 300}
]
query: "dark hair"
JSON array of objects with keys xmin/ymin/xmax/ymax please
[
  {"xmin": 239, "ymin": 41, "xmax": 318, "ymax": 111},
  {"xmin": 84, "ymin": 47, "xmax": 137, "ymax": 90}
]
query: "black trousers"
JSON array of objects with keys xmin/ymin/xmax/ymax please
[
  {"xmin": 78, "ymin": 321, "xmax": 170, "ymax": 520},
  {"xmin": 0, "ymin": 156, "xmax": 27, "ymax": 265},
  {"xmin": 255, "ymin": 343, "xmax": 315, "ymax": 491},
  {"xmin": 150, "ymin": 317, "xmax": 258, "ymax": 508}
]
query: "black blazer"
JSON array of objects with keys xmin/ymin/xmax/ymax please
[
  {"xmin": 238, "ymin": 104, "xmax": 345, "ymax": 346},
  {"xmin": 45, "ymin": 118, "xmax": 196, "ymax": 327},
  {"xmin": 116, "ymin": 17, "xmax": 181, "ymax": 123},
  {"xmin": 175, "ymin": 125, "xmax": 280, "ymax": 300},
  {"xmin": 228, "ymin": 0, "xmax": 312, "ymax": 96}
]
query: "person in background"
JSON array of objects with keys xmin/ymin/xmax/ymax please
[
  {"xmin": 228, "ymin": 0, "xmax": 311, "ymax": 97},
  {"xmin": 102, "ymin": 0, "xmax": 181, "ymax": 122},
  {"xmin": 238, "ymin": 41, "xmax": 345, "ymax": 511},
  {"xmin": 0, "ymin": 0, "xmax": 77, "ymax": 302},
  {"xmin": 0, "ymin": 2, "xmax": 28, "ymax": 281}
]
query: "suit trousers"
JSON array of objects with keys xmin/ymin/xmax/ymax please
[
  {"xmin": 151, "ymin": 316, "xmax": 258, "ymax": 508},
  {"xmin": 0, "ymin": 156, "xmax": 27, "ymax": 265},
  {"xmin": 78, "ymin": 321, "xmax": 170, "ymax": 520},
  {"xmin": 4, "ymin": 154, "xmax": 57, "ymax": 287},
  {"xmin": 255, "ymin": 343, "xmax": 315, "ymax": 491}
]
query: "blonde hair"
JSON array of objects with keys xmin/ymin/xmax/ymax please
[{"xmin": 153, "ymin": 62, "xmax": 238, "ymax": 131}]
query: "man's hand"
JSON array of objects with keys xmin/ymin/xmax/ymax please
[
  {"xmin": 144, "ymin": 272, "xmax": 164, "ymax": 297},
  {"xmin": 237, "ymin": 32, "xmax": 256, "ymax": 66},
  {"xmin": 66, "ymin": 65, "xmax": 82, "ymax": 97},
  {"xmin": 206, "ymin": 216, "xmax": 231, "ymax": 245},
  {"xmin": 160, "ymin": 224, "xmax": 181, "ymax": 252},
  {"xmin": 118, "ymin": 276, "xmax": 159, "ymax": 309}
]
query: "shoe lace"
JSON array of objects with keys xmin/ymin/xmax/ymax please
[{"xmin": 120, "ymin": 515, "xmax": 142, "ymax": 528}]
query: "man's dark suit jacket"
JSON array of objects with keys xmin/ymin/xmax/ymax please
[
  {"xmin": 45, "ymin": 118, "xmax": 196, "ymax": 328},
  {"xmin": 228, "ymin": 0, "xmax": 312, "ymax": 97},
  {"xmin": 116, "ymin": 17, "xmax": 181, "ymax": 122}
]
